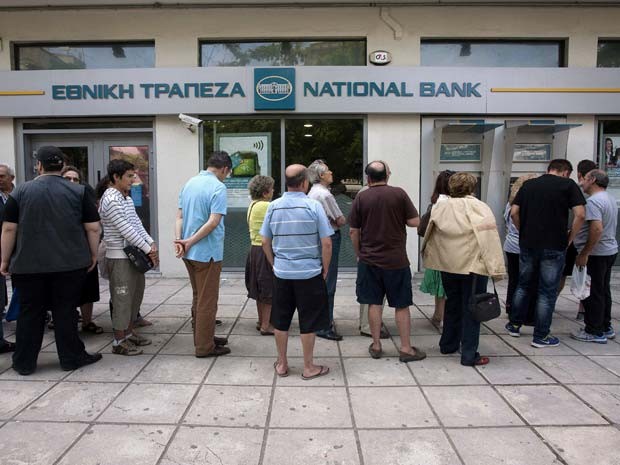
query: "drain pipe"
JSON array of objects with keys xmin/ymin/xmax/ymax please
[{"xmin": 379, "ymin": 7, "xmax": 403, "ymax": 41}]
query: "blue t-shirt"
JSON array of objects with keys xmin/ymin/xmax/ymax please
[
  {"xmin": 574, "ymin": 190, "xmax": 618, "ymax": 256},
  {"xmin": 178, "ymin": 171, "xmax": 227, "ymax": 262},
  {"xmin": 260, "ymin": 191, "xmax": 333, "ymax": 280}
]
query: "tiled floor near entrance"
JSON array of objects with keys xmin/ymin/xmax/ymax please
[{"xmin": 1, "ymin": 273, "xmax": 619, "ymax": 465}]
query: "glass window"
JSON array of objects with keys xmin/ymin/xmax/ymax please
[
  {"xmin": 200, "ymin": 40, "xmax": 366, "ymax": 66},
  {"xmin": 597, "ymin": 119, "xmax": 620, "ymax": 266},
  {"xmin": 14, "ymin": 42, "xmax": 155, "ymax": 70},
  {"xmin": 421, "ymin": 40, "xmax": 564, "ymax": 67},
  {"xmin": 597, "ymin": 40, "xmax": 620, "ymax": 67}
]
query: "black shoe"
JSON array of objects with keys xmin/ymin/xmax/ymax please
[
  {"xmin": 13, "ymin": 365, "xmax": 35, "ymax": 376},
  {"xmin": 214, "ymin": 336, "xmax": 228, "ymax": 346},
  {"xmin": 61, "ymin": 352, "xmax": 103, "ymax": 371},
  {"xmin": 215, "ymin": 319, "xmax": 223, "ymax": 326},
  {"xmin": 196, "ymin": 345, "xmax": 231, "ymax": 358},
  {"xmin": 316, "ymin": 329, "xmax": 343, "ymax": 341}
]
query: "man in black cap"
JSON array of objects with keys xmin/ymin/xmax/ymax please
[{"xmin": 0, "ymin": 146, "xmax": 102, "ymax": 375}]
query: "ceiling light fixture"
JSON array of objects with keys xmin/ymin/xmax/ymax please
[
  {"xmin": 304, "ymin": 123, "xmax": 313, "ymax": 128},
  {"xmin": 304, "ymin": 134, "xmax": 313, "ymax": 137}
]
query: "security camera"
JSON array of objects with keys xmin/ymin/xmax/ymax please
[{"xmin": 178, "ymin": 113, "xmax": 203, "ymax": 132}]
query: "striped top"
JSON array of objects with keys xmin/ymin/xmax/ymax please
[
  {"xmin": 100, "ymin": 187, "xmax": 153, "ymax": 259},
  {"xmin": 260, "ymin": 191, "xmax": 333, "ymax": 280}
]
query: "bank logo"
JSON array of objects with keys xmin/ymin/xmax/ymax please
[{"xmin": 254, "ymin": 68, "xmax": 295, "ymax": 110}]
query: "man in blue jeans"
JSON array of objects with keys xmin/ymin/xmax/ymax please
[{"xmin": 506, "ymin": 159, "xmax": 586, "ymax": 348}]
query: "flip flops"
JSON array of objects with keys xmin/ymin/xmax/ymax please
[
  {"xmin": 273, "ymin": 361, "xmax": 289, "ymax": 378},
  {"xmin": 301, "ymin": 365, "xmax": 330, "ymax": 381}
]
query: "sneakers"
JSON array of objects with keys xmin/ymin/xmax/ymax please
[
  {"xmin": 505, "ymin": 322, "xmax": 521, "ymax": 337},
  {"xmin": 112, "ymin": 340, "xmax": 143, "ymax": 356},
  {"xmin": 604, "ymin": 326, "xmax": 616, "ymax": 339},
  {"xmin": 531, "ymin": 335, "xmax": 560, "ymax": 348},
  {"xmin": 571, "ymin": 328, "xmax": 607, "ymax": 344}
]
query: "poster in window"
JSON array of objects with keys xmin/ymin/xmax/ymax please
[
  {"xmin": 602, "ymin": 135, "xmax": 620, "ymax": 178},
  {"xmin": 440, "ymin": 143, "xmax": 481, "ymax": 162},
  {"xmin": 513, "ymin": 143, "xmax": 551, "ymax": 162},
  {"xmin": 217, "ymin": 132, "xmax": 271, "ymax": 208}
]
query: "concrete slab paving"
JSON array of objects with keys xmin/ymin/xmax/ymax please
[{"xmin": 2, "ymin": 273, "xmax": 620, "ymax": 464}]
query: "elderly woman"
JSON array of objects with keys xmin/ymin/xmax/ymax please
[
  {"xmin": 422, "ymin": 172, "xmax": 505, "ymax": 366},
  {"xmin": 308, "ymin": 159, "xmax": 347, "ymax": 341},
  {"xmin": 245, "ymin": 175, "xmax": 276, "ymax": 335}
]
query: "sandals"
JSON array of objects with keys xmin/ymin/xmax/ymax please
[
  {"xmin": 368, "ymin": 343, "xmax": 383, "ymax": 359},
  {"xmin": 273, "ymin": 361, "xmax": 289, "ymax": 378},
  {"xmin": 474, "ymin": 356, "xmax": 490, "ymax": 366},
  {"xmin": 301, "ymin": 365, "xmax": 330, "ymax": 381},
  {"xmin": 82, "ymin": 322, "xmax": 104, "ymax": 334}
]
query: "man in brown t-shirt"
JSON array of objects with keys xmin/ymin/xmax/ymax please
[{"xmin": 349, "ymin": 161, "xmax": 426, "ymax": 363}]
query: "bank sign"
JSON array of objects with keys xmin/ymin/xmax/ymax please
[{"xmin": 1, "ymin": 66, "xmax": 620, "ymax": 116}]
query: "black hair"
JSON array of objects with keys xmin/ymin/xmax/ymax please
[
  {"xmin": 95, "ymin": 175, "xmax": 111, "ymax": 200},
  {"xmin": 547, "ymin": 159, "xmax": 573, "ymax": 174},
  {"xmin": 577, "ymin": 159, "xmax": 597, "ymax": 178},
  {"xmin": 206, "ymin": 151, "xmax": 232, "ymax": 170},
  {"xmin": 431, "ymin": 170, "xmax": 454, "ymax": 204},
  {"xmin": 107, "ymin": 159, "xmax": 135, "ymax": 184},
  {"xmin": 285, "ymin": 167, "xmax": 308, "ymax": 188},
  {"xmin": 365, "ymin": 161, "xmax": 387, "ymax": 183},
  {"xmin": 61, "ymin": 165, "xmax": 83, "ymax": 182}
]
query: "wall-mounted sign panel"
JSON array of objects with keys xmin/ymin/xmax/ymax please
[
  {"xmin": 440, "ymin": 143, "xmax": 481, "ymax": 162},
  {"xmin": 1, "ymin": 66, "xmax": 620, "ymax": 117},
  {"xmin": 513, "ymin": 143, "xmax": 552, "ymax": 162}
]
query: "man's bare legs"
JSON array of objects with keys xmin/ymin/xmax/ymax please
[
  {"xmin": 369, "ymin": 304, "xmax": 384, "ymax": 352},
  {"xmin": 395, "ymin": 307, "xmax": 416, "ymax": 355},
  {"xmin": 300, "ymin": 332, "xmax": 323, "ymax": 378},
  {"xmin": 274, "ymin": 329, "xmax": 289, "ymax": 375}
]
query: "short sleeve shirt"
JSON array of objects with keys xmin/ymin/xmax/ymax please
[
  {"xmin": 349, "ymin": 185, "xmax": 418, "ymax": 269},
  {"xmin": 514, "ymin": 174, "xmax": 586, "ymax": 250},
  {"xmin": 574, "ymin": 190, "xmax": 618, "ymax": 256},
  {"xmin": 178, "ymin": 171, "xmax": 227, "ymax": 262},
  {"xmin": 260, "ymin": 192, "xmax": 333, "ymax": 280},
  {"xmin": 308, "ymin": 184, "xmax": 344, "ymax": 228},
  {"xmin": 247, "ymin": 200, "xmax": 270, "ymax": 246}
]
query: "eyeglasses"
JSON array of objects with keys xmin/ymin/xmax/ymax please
[{"xmin": 63, "ymin": 176, "xmax": 80, "ymax": 183}]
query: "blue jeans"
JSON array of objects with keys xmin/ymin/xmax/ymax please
[
  {"xmin": 510, "ymin": 247, "xmax": 566, "ymax": 340},
  {"xmin": 440, "ymin": 272, "xmax": 487, "ymax": 366},
  {"xmin": 319, "ymin": 230, "xmax": 341, "ymax": 331}
]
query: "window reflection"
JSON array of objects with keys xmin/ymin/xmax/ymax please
[{"xmin": 598, "ymin": 41, "xmax": 620, "ymax": 67}]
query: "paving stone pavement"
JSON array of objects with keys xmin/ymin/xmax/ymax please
[{"xmin": 1, "ymin": 273, "xmax": 620, "ymax": 465}]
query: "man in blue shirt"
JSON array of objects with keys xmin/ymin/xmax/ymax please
[
  {"xmin": 261, "ymin": 164, "xmax": 334, "ymax": 380},
  {"xmin": 175, "ymin": 151, "xmax": 232, "ymax": 358}
]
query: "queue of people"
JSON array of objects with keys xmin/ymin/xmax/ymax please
[{"xmin": 0, "ymin": 147, "xmax": 617, "ymax": 379}]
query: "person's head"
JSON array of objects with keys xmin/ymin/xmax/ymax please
[
  {"xmin": 95, "ymin": 175, "xmax": 111, "ymax": 201},
  {"xmin": 448, "ymin": 172, "xmax": 477, "ymax": 198},
  {"xmin": 365, "ymin": 160, "xmax": 388, "ymax": 185},
  {"xmin": 61, "ymin": 165, "xmax": 82, "ymax": 184},
  {"xmin": 35, "ymin": 146, "xmax": 65, "ymax": 174},
  {"xmin": 285, "ymin": 164, "xmax": 309, "ymax": 193},
  {"xmin": 547, "ymin": 159, "xmax": 573, "ymax": 178},
  {"xmin": 0, "ymin": 163, "xmax": 15, "ymax": 192},
  {"xmin": 107, "ymin": 159, "xmax": 135, "ymax": 193},
  {"xmin": 577, "ymin": 159, "xmax": 598, "ymax": 185},
  {"xmin": 308, "ymin": 159, "xmax": 333, "ymax": 186},
  {"xmin": 206, "ymin": 151, "xmax": 232, "ymax": 181},
  {"xmin": 248, "ymin": 175, "xmax": 275, "ymax": 201},
  {"xmin": 582, "ymin": 169, "xmax": 609, "ymax": 195},
  {"xmin": 509, "ymin": 174, "xmax": 538, "ymax": 205},
  {"xmin": 605, "ymin": 137, "xmax": 613, "ymax": 152},
  {"xmin": 431, "ymin": 170, "xmax": 454, "ymax": 204}
]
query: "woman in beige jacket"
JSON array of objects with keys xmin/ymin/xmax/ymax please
[{"xmin": 422, "ymin": 172, "xmax": 505, "ymax": 366}]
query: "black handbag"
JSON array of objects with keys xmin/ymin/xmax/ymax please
[
  {"xmin": 469, "ymin": 276, "xmax": 501, "ymax": 322},
  {"xmin": 123, "ymin": 245, "xmax": 154, "ymax": 273}
]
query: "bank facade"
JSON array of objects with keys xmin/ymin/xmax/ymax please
[{"xmin": 1, "ymin": 1, "xmax": 619, "ymax": 276}]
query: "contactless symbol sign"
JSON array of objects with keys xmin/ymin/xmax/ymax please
[{"xmin": 254, "ymin": 68, "xmax": 295, "ymax": 111}]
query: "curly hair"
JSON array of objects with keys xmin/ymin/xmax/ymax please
[
  {"xmin": 60, "ymin": 165, "xmax": 83, "ymax": 182},
  {"xmin": 509, "ymin": 174, "xmax": 537, "ymax": 205},
  {"xmin": 248, "ymin": 175, "xmax": 275, "ymax": 200},
  {"xmin": 448, "ymin": 172, "xmax": 477, "ymax": 198}
]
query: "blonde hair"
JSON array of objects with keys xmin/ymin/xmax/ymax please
[
  {"xmin": 509, "ymin": 174, "xmax": 538, "ymax": 205},
  {"xmin": 448, "ymin": 172, "xmax": 477, "ymax": 198}
]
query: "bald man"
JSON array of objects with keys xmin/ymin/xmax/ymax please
[{"xmin": 261, "ymin": 164, "xmax": 334, "ymax": 380}]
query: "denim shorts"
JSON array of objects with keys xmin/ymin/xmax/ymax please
[{"xmin": 356, "ymin": 261, "xmax": 413, "ymax": 308}]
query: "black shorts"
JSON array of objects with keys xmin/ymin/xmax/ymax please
[
  {"xmin": 270, "ymin": 274, "xmax": 329, "ymax": 334},
  {"xmin": 79, "ymin": 264, "xmax": 100, "ymax": 306},
  {"xmin": 356, "ymin": 261, "xmax": 413, "ymax": 308},
  {"xmin": 563, "ymin": 243, "xmax": 578, "ymax": 276}
]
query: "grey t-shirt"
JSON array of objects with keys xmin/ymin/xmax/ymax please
[{"xmin": 574, "ymin": 190, "xmax": 618, "ymax": 256}]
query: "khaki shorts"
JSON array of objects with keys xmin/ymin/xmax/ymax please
[{"xmin": 107, "ymin": 258, "xmax": 145, "ymax": 331}]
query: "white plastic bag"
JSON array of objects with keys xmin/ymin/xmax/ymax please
[{"xmin": 570, "ymin": 265, "xmax": 591, "ymax": 300}]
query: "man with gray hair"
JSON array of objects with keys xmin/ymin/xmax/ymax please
[
  {"xmin": 0, "ymin": 163, "xmax": 15, "ymax": 353},
  {"xmin": 0, "ymin": 163, "xmax": 15, "ymax": 203},
  {"xmin": 572, "ymin": 169, "xmax": 618, "ymax": 343}
]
